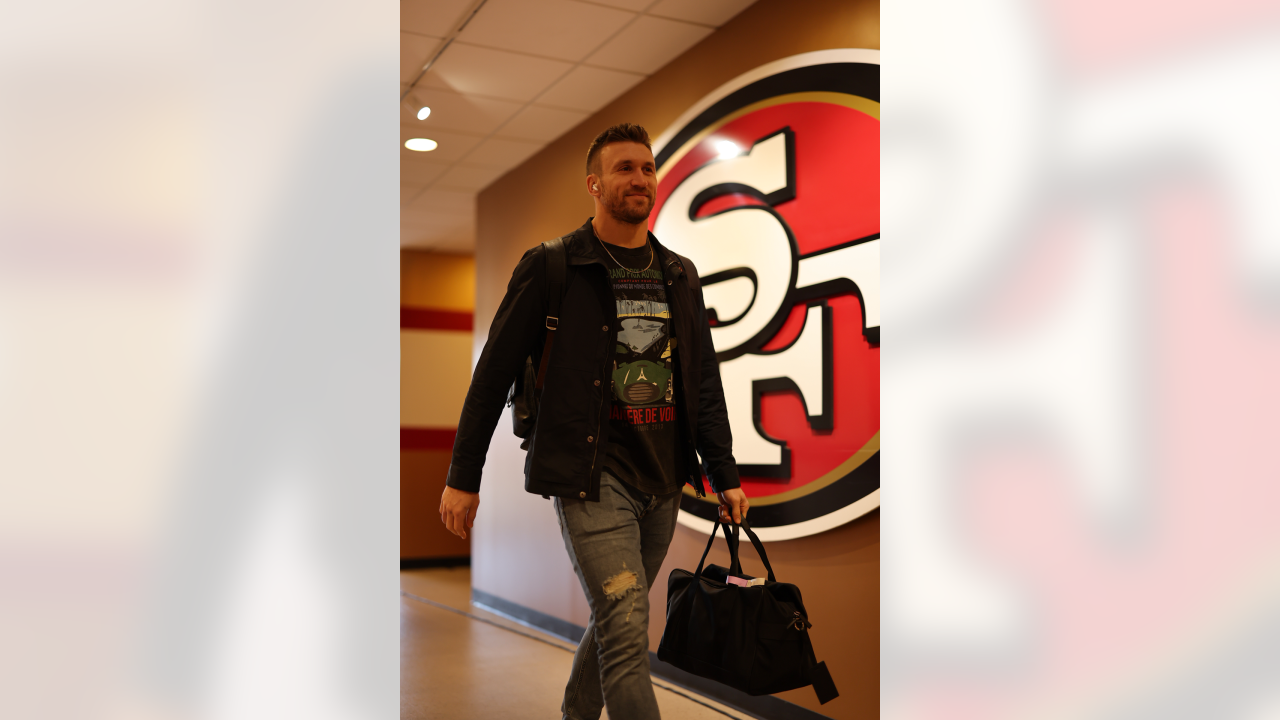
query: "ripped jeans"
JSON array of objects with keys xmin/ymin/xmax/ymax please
[{"xmin": 554, "ymin": 471, "xmax": 682, "ymax": 720}]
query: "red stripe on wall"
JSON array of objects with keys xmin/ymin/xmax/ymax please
[
  {"xmin": 401, "ymin": 427, "xmax": 458, "ymax": 451},
  {"xmin": 401, "ymin": 307, "xmax": 473, "ymax": 331}
]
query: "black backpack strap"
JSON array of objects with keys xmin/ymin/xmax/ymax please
[
  {"xmin": 544, "ymin": 236, "xmax": 567, "ymax": 328},
  {"xmin": 535, "ymin": 236, "xmax": 568, "ymax": 390}
]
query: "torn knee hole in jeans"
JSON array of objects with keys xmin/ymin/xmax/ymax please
[{"xmin": 602, "ymin": 569, "xmax": 640, "ymax": 600}]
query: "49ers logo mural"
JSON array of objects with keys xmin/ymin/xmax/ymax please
[{"xmin": 651, "ymin": 49, "xmax": 880, "ymax": 540}]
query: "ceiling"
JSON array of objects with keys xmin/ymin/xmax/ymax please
[{"xmin": 400, "ymin": 0, "xmax": 758, "ymax": 252}]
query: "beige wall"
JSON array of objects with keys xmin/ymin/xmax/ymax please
[
  {"xmin": 401, "ymin": 251, "xmax": 475, "ymax": 310},
  {"xmin": 402, "ymin": 448, "xmax": 468, "ymax": 559},
  {"xmin": 400, "ymin": 252, "xmax": 477, "ymax": 428},
  {"xmin": 401, "ymin": 331, "xmax": 472, "ymax": 427},
  {"xmin": 470, "ymin": 0, "xmax": 879, "ymax": 717},
  {"xmin": 402, "ymin": 249, "xmax": 475, "ymax": 560}
]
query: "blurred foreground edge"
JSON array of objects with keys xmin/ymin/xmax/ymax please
[{"xmin": 131, "ymin": 54, "xmax": 394, "ymax": 717}]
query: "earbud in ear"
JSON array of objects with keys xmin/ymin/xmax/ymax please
[{"xmin": 593, "ymin": 184, "xmax": 598, "ymax": 191}]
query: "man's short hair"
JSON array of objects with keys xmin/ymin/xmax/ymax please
[{"xmin": 586, "ymin": 123, "xmax": 652, "ymax": 176}]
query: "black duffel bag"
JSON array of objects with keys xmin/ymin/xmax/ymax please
[{"xmin": 657, "ymin": 518, "xmax": 839, "ymax": 705}]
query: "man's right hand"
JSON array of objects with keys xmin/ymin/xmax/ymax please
[{"xmin": 439, "ymin": 486, "xmax": 480, "ymax": 540}]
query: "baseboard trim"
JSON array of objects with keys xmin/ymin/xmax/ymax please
[
  {"xmin": 471, "ymin": 587, "xmax": 588, "ymax": 645},
  {"xmin": 647, "ymin": 656, "xmax": 833, "ymax": 720},
  {"xmin": 401, "ymin": 556, "xmax": 471, "ymax": 569},
  {"xmin": 469, "ymin": 588, "xmax": 832, "ymax": 720}
]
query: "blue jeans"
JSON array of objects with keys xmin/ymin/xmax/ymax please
[{"xmin": 555, "ymin": 471, "xmax": 682, "ymax": 720}]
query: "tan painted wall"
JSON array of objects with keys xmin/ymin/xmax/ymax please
[
  {"xmin": 400, "ymin": 250, "xmax": 476, "ymax": 429},
  {"xmin": 401, "ymin": 330, "xmax": 473, "ymax": 427},
  {"xmin": 470, "ymin": 0, "xmax": 878, "ymax": 716},
  {"xmin": 402, "ymin": 249, "xmax": 475, "ymax": 559},
  {"xmin": 402, "ymin": 448, "xmax": 469, "ymax": 560},
  {"xmin": 401, "ymin": 251, "xmax": 475, "ymax": 310}
]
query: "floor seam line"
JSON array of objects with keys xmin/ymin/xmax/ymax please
[
  {"xmin": 401, "ymin": 589, "xmax": 576, "ymax": 652},
  {"xmin": 649, "ymin": 678, "xmax": 753, "ymax": 719},
  {"xmin": 400, "ymin": 588, "xmax": 749, "ymax": 719}
]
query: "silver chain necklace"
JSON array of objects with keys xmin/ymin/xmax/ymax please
[{"xmin": 599, "ymin": 237, "xmax": 654, "ymax": 275}]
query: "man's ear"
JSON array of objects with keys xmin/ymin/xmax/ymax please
[{"xmin": 586, "ymin": 174, "xmax": 599, "ymax": 197}]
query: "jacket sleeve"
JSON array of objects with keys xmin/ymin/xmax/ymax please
[
  {"xmin": 687, "ymin": 257, "xmax": 741, "ymax": 493},
  {"xmin": 445, "ymin": 246, "xmax": 546, "ymax": 493}
]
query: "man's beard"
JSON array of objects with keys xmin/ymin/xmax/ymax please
[{"xmin": 603, "ymin": 186, "xmax": 653, "ymax": 225}]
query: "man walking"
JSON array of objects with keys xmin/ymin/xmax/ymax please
[{"xmin": 439, "ymin": 123, "xmax": 748, "ymax": 720}]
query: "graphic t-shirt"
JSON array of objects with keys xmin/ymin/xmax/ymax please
[{"xmin": 600, "ymin": 240, "xmax": 683, "ymax": 496}]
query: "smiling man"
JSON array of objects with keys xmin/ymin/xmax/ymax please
[{"xmin": 439, "ymin": 123, "xmax": 747, "ymax": 720}]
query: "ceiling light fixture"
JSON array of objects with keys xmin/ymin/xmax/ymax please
[
  {"xmin": 417, "ymin": 106, "xmax": 431, "ymax": 120},
  {"xmin": 405, "ymin": 138, "xmax": 438, "ymax": 152}
]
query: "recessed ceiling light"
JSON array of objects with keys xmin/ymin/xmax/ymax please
[
  {"xmin": 417, "ymin": 106, "xmax": 431, "ymax": 120},
  {"xmin": 405, "ymin": 138, "xmax": 438, "ymax": 152}
]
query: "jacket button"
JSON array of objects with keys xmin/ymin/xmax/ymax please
[
  {"xmin": 667, "ymin": 280, "xmax": 672, "ymax": 285},
  {"xmin": 594, "ymin": 379, "xmax": 601, "ymax": 386},
  {"xmin": 587, "ymin": 435, "xmax": 594, "ymax": 443},
  {"xmin": 602, "ymin": 325, "xmax": 609, "ymax": 331},
  {"xmin": 579, "ymin": 492, "xmax": 586, "ymax": 498}
]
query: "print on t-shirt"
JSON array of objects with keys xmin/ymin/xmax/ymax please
[
  {"xmin": 610, "ymin": 268, "xmax": 675, "ymax": 422},
  {"xmin": 601, "ymin": 243, "xmax": 681, "ymax": 496}
]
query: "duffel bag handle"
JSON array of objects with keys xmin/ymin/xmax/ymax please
[
  {"xmin": 693, "ymin": 520, "xmax": 739, "ymax": 579},
  {"xmin": 694, "ymin": 518, "xmax": 777, "ymax": 584},
  {"xmin": 738, "ymin": 519, "xmax": 777, "ymax": 583},
  {"xmin": 727, "ymin": 524, "xmax": 743, "ymax": 577}
]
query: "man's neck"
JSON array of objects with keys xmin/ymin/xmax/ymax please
[{"xmin": 591, "ymin": 214, "xmax": 649, "ymax": 249}]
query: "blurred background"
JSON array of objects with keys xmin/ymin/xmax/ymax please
[
  {"xmin": 0, "ymin": 1, "xmax": 394, "ymax": 717},
  {"xmin": 882, "ymin": 0, "xmax": 1280, "ymax": 719}
]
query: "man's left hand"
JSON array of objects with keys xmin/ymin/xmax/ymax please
[{"xmin": 716, "ymin": 487, "xmax": 749, "ymax": 525}]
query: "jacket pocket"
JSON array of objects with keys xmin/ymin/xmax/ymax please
[{"xmin": 529, "ymin": 366, "xmax": 597, "ymax": 483}]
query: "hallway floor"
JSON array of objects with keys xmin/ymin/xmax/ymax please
[{"xmin": 401, "ymin": 567, "xmax": 756, "ymax": 719}]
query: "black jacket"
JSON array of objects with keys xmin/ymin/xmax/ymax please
[{"xmin": 445, "ymin": 219, "xmax": 740, "ymax": 501}]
